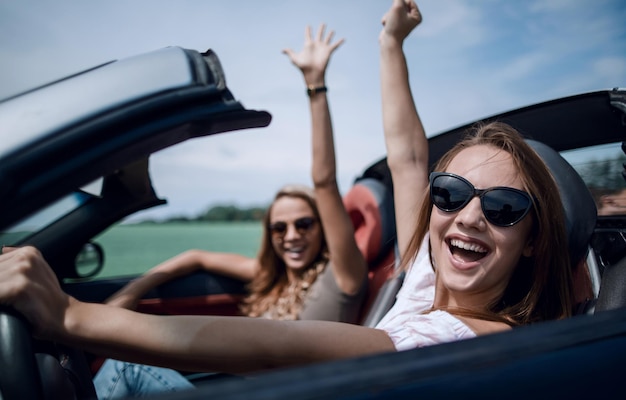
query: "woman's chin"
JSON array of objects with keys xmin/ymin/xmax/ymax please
[{"xmin": 283, "ymin": 256, "xmax": 315, "ymax": 271}]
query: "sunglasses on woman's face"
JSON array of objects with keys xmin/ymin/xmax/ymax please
[
  {"xmin": 268, "ymin": 217, "xmax": 317, "ymax": 237},
  {"xmin": 429, "ymin": 172, "xmax": 533, "ymax": 227}
]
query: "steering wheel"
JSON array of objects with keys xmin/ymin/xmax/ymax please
[
  {"xmin": 0, "ymin": 307, "xmax": 99, "ymax": 399},
  {"xmin": 0, "ymin": 307, "xmax": 44, "ymax": 399}
]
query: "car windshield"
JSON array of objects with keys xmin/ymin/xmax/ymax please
[{"xmin": 0, "ymin": 47, "xmax": 195, "ymax": 160}]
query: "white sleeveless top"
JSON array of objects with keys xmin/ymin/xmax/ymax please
[{"xmin": 375, "ymin": 234, "xmax": 477, "ymax": 351}]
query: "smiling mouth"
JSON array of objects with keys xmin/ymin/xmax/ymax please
[
  {"xmin": 285, "ymin": 247, "xmax": 305, "ymax": 257},
  {"xmin": 449, "ymin": 239, "xmax": 488, "ymax": 263}
]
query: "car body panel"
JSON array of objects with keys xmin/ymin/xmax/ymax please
[{"xmin": 156, "ymin": 307, "xmax": 626, "ymax": 399}]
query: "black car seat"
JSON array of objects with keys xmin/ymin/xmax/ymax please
[
  {"xmin": 526, "ymin": 140, "xmax": 598, "ymax": 313},
  {"xmin": 595, "ymin": 254, "xmax": 626, "ymax": 311}
]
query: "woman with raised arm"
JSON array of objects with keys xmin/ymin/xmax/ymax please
[
  {"xmin": 88, "ymin": 24, "xmax": 368, "ymax": 398},
  {"xmin": 379, "ymin": 0, "xmax": 428, "ymax": 257},
  {"xmin": 106, "ymin": 24, "xmax": 367, "ymax": 323},
  {"xmin": 0, "ymin": 1, "xmax": 574, "ymax": 398}
]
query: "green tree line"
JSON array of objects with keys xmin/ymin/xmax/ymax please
[
  {"xmin": 197, "ymin": 205, "xmax": 267, "ymax": 222},
  {"xmin": 149, "ymin": 204, "xmax": 268, "ymax": 224}
]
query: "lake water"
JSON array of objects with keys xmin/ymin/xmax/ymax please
[{"xmin": 93, "ymin": 222, "xmax": 263, "ymax": 278}]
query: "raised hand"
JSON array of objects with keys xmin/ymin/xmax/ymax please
[
  {"xmin": 379, "ymin": 0, "xmax": 428, "ymax": 256},
  {"xmin": 381, "ymin": 0, "xmax": 422, "ymax": 43},
  {"xmin": 282, "ymin": 24, "xmax": 344, "ymax": 86}
]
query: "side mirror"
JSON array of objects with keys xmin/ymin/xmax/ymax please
[{"xmin": 75, "ymin": 242, "xmax": 104, "ymax": 278}]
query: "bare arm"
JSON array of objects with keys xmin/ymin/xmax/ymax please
[
  {"xmin": 283, "ymin": 25, "xmax": 367, "ymax": 295},
  {"xmin": 66, "ymin": 302, "xmax": 394, "ymax": 373},
  {"xmin": 380, "ymin": 0, "xmax": 428, "ymax": 257},
  {"xmin": 0, "ymin": 247, "xmax": 394, "ymax": 374},
  {"xmin": 105, "ymin": 250, "xmax": 258, "ymax": 309}
]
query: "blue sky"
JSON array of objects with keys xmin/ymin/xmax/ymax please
[{"xmin": 1, "ymin": 0, "xmax": 625, "ymax": 221}]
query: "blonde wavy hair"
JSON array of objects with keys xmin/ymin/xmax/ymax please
[{"xmin": 239, "ymin": 184, "xmax": 329, "ymax": 320}]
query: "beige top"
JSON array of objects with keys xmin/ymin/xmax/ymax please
[{"xmin": 298, "ymin": 262, "xmax": 368, "ymax": 323}]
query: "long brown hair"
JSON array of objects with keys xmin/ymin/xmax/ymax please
[
  {"xmin": 239, "ymin": 184, "xmax": 329, "ymax": 319},
  {"xmin": 401, "ymin": 122, "xmax": 573, "ymax": 326}
]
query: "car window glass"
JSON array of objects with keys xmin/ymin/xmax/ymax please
[
  {"xmin": 92, "ymin": 220, "xmax": 263, "ymax": 279},
  {"xmin": 560, "ymin": 141, "xmax": 626, "ymax": 217},
  {"xmin": 80, "ymin": 178, "xmax": 103, "ymax": 196},
  {"xmin": 0, "ymin": 191, "xmax": 93, "ymax": 245},
  {"xmin": 561, "ymin": 141, "xmax": 626, "ymax": 272},
  {"xmin": 89, "ymin": 144, "xmax": 264, "ymax": 280}
]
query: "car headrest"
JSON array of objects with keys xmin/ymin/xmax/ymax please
[
  {"xmin": 343, "ymin": 178, "xmax": 396, "ymax": 266},
  {"xmin": 526, "ymin": 140, "xmax": 597, "ymax": 266}
]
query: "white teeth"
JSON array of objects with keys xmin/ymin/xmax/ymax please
[
  {"xmin": 450, "ymin": 239, "xmax": 487, "ymax": 253},
  {"xmin": 287, "ymin": 247, "xmax": 304, "ymax": 253}
]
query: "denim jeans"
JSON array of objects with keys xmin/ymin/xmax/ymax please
[{"xmin": 94, "ymin": 359, "xmax": 195, "ymax": 399}]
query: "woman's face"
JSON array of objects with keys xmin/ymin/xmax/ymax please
[
  {"xmin": 429, "ymin": 145, "xmax": 534, "ymax": 307},
  {"xmin": 269, "ymin": 196, "xmax": 323, "ymax": 272}
]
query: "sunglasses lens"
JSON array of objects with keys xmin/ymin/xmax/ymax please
[
  {"xmin": 294, "ymin": 217, "xmax": 316, "ymax": 232},
  {"xmin": 269, "ymin": 217, "xmax": 317, "ymax": 237},
  {"xmin": 482, "ymin": 190, "xmax": 531, "ymax": 226},
  {"xmin": 431, "ymin": 174, "xmax": 473, "ymax": 211},
  {"xmin": 269, "ymin": 222, "xmax": 287, "ymax": 235}
]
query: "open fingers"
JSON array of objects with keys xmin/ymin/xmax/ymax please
[
  {"xmin": 330, "ymin": 37, "xmax": 345, "ymax": 52},
  {"xmin": 316, "ymin": 23, "xmax": 326, "ymax": 42},
  {"xmin": 326, "ymin": 29, "xmax": 334, "ymax": 44}
]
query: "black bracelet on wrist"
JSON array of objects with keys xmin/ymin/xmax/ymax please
[{"xmin": 306, "ymin": 85, "xmax": 327, "ymax": 97}]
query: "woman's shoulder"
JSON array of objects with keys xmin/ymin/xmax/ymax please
[
  {"xmin": 453, "ymin": 315, "xmax": 513, "ymax": 336},
  {"xmin": 297, "ymin": 262, "xmax": 367, "ymax": 323},
  {"xmin": 378, "ymin": 309, "xmax": 476, "ymax": 351}
]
